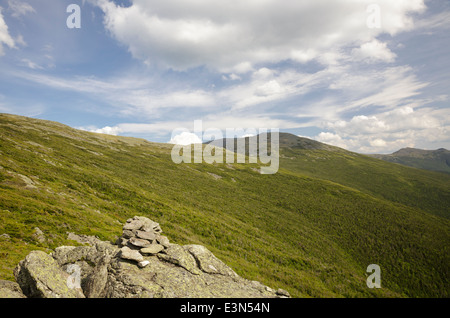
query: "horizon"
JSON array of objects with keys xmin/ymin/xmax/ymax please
[
  {"xmin": 1, "ymin": 111, "xmax": 448, "ymax": 155},
  {"xmin": 0, "ymin": 0, "xmax": 449, "ymax": 154}
]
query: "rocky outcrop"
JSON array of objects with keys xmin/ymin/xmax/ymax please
[
  {"xmin": 0, "ymin": 280, "xmax": 26, "ymax": 298},
  {"xmin": 6, "ymin": 216, "xmax": 290, "ymax": 298},
  {"xmin": 13, "ymin": 250, "xmax": 85, "ymax": 298}
]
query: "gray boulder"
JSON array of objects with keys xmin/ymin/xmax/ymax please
[
  {"xmin": 14, "ymin": 250, "xmax": 85, "ymax": 298},
  {"xmin": 0, "ymin": 280, "xmax": 26, "ymax": 298}
]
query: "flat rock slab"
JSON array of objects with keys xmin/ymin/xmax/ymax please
[
  {"xmin": 122, "ymin": 230, "xmax": 135, "ymax": 239},
  {"xmin": 156, "ymin": 235, "xmax": 170, "ymax": 247},
  {"xmin": 134, "ymin": 230, "xmax": 156, "ymax": 241},
  {"xmin": 123, "ymin": 220, "xmax": 143, "ymax": 231},
  {"xmin": 124, "ymin": 217, "xmax": 162, "ymax": 233},
  {"xmin": 141, "ymin": 244, "xmax": 165, "ymax": 255},
  {"xmin": 129, "ymin": 237, "xmax": 152, "ymax": 248},
  {"xmin": 185, "ymin": 245, "xmax": 237, "ymax": 276},
  {"xmin": 119, "ymin": 246, "xmax": 144, "ymax": 263},
  {"xmin": 108, "ymin": 255, "xmax": 282, "ymax": 298},
  {"xmin": 158, "ymin": 245, "xmax": 201, "ymax": 275}
]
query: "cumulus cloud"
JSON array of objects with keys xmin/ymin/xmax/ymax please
[
  {"xmin": 317, "ymin": 106, "xmax": 450, "ymax": 153},
  {"xmin": 314, "ymin": 132, "xmax": 349, "ymax": 149},
  {"xmin": 352, "ymin": 39, "xmax": 397, "ymax": 63},
  {"xmin": 93, "ymin": 0, "xmax": 426, "ymax": 71},
  {"xmin": 169, "ymin": 132, "xmax": 202, "ymax": 145},
  {"xmin": 91, "ymin": 126, "xmax": 122, "ymax": 135}
]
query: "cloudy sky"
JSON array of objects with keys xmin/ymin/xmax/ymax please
[{"xmin": 0, "ymin": 0, "xmax": 449, "ymax": 153}]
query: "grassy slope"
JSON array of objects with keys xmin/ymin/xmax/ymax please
[
  {"xmin": 369, "ymin": 148, "xmax": 450, "ymax": 174},
  {"xmin": 280, "ymin": 147, "xmax": 450, "ymax": 219},
  {"xmin": 0, "ymin": 114, "xmax": 449, "ymax": 298}
]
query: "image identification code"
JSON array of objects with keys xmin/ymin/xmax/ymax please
[{"xmin": 180, "ymin": 302, "xmax": 270, "ymax": 315}]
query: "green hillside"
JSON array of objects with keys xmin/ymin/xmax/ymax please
[
  {"xmin": 369, "ymin": 148, "xmax": 450, "ymax": 174},
  {"xmin": 0, "ymin": 113, "xmax": 449, "ymax": 298},
  {"xmin": 279, "ymin": 144, "xmax": 450, "ymax": 219}
]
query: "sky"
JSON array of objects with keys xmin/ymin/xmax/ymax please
[{"xmin": 0, "ymin": 0, "xmax": 449, "ymax": 154}]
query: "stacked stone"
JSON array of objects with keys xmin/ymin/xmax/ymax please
[{"xmin": 116, "ymin": 216, "xmax": 170, "ymax": 268}]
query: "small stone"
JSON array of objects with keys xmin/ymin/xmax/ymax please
[
  {"xmin": 129, "ymin": 237, "xmax": 152, "ymax": 248},
  {"xmin": 135, "ymin": 217, "xmax": 162, "ymax": 233},
  {"xmin": 119, "ymin": 246, "xmax": 143, "ymax": 263},
  {"xmin": 123, "ymin": 220, "xmax": 143, "ymax": 231},
  {"xmin": 156, "ymin": 235, "xmax": 170, "ymax": 247},
  {"xmin": 208, "ymin": 265, "xmax": 218, "ymax": 272},
  {"xmin": 32, "ymin": 227, "xmax": 45, "ymax": 243},
  {"xmin": 115, "ymin": 237, "xmax": 128, "ymax": 247},
  {"xmin": 141, "ymin": 244, "xmax": 164, "ymax": 255},
  {"xmin": 122, "ymin": 230, "xmax": 135, "ymax": 239},
  {"xmin": 138, "ymin": 260, "xmax": 150, "ymax": 268},
  {"xmin": 276, "ymin": 288, "xmax": 290, "ymax": 297},
  {"xmin": 0, "ymin": 234, "xmax": 11, "ymax": 240},
  {"xmin": 134, "ymin": 230, "xmax": 156, "ymax": 241}
]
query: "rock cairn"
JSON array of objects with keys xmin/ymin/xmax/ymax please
[
  {"xmin": 2, "ymin": 216, "xmax": 291, "ymax": 298},
  {"xmin": 116, "ymin": 216, "xmax": 170, "ymax": 268}
]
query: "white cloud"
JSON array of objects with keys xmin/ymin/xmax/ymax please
[
  {"xmin": 21, "ymin": 58, "xmax": 43, "ymax": 70},
  {"xmin": 15, "ymin": 33, "xmax": 26, "ymax": 46},
  {"xmin": 11, "ymin": 71, "xmax": 215, "ymax": 117},
  {"xmin": 255, "ymin": 80, "xmax": 283, "ymax": 97},
  {"xmin": 253, "ymin": 67, "xmax": 274, "ymax": 80},
  {"xmin": 91, "ymin": 126, "xmax": 122, "ymax": 136},
  {"xmin": 93, "ymin": 0, "xmax": 426, "ymax": 71},
  {"xmin": 352, "ymin": 39, "xmax": 397, "ymax": 63},
  {"xmin": 78, "ymin": 114, "xmax": 298, "ymax": 145},
  {"xmin": 6, "ymin": 0, "xmax": 446, "ymax": 154},
  {"xmin": 0, "ymin": 8, "xmax": 16, "ymax": 55},
  {"xmin": 370, "ymin": 138, "xmax": 387, "ymax": 148},
  {"xmin": 315, "ymin": 132, "xmax": 349, "ymax": 149},
  {"xmin": 222, "ymin": 73, "xmax": 241, "ymax": 81},
  {"xmin": 329, "ymin": 65, "xmax": 429, "ymax": 112},
  {"xmin": 318, "ymin": 106, "xmax": 450, "ymax": 153},
  {"xmin": 8, "ymin": 0, "xmax": 35, "ymax": 18},
  {"xmin": 415, "ymin": 11, "xmax": 450, "ymax": 30},
  {"xmin": 169, "ymin": 131, "xmax": 202, "ymax": 145}
]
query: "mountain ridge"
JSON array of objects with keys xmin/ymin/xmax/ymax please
[{"xmin": 369, "ymin": 147, "xmax": 450, "ymax": 173}]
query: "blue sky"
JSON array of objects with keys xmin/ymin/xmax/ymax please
[{"xmin": 0, "ymin": 0, "xmax": 449, "ymax": 153}]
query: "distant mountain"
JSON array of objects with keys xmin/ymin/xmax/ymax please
[
  {"xmin": 369, "ymin": 148, "xmax": 450, "ymax": 173},
  {"xmin": 206, "ymin": 132, "xmax": 342, "ymax": 157}
]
